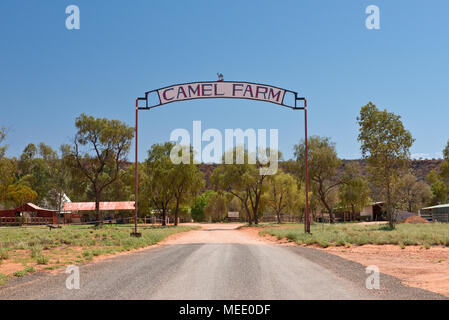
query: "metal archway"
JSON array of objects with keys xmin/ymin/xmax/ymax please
[{"xmin": 132, "ymin": 80, "xmax": 310, "ymax": 235}]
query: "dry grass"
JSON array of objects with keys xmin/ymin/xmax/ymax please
[
  {"xmin": 0, "ymin": 224, "xmax": 197, "ymax": 283},
  {"xmin": 259, "ymin": 222, "xmax": 449, "ymax": 248}
]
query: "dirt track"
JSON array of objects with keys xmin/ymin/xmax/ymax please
[
  {"xmin": 159, "ymin": 223, "xmax": 269, "ymax": 245},
  {"xmin": 321, "ymin": 244, "xmax": 449, "ymax": 297},
  {"xmin": 2, "ymin": 223, "xmax": 445, "ymax": 300}
]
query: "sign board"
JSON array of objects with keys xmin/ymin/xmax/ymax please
[
  {"xmin": 145, "ymin": 81, "xmax": 300, "ymax": 109},
  {"xmin": 227, "ymin": 211, "xmax": 239, "ymax": 218}
]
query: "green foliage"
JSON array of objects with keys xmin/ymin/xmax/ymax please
[
  {"xmin": 24, "ymin": 266, "xmax": 36, "ymax": 273},
  {"xmin": 339, "ymin": 162, "xmax": 371, "ymax": 216},
  {"xmin": 144, "ymin": 142, "xmax": 204, "ymax": 225},
  {"xmin": 397, "ymin": 173, "xmax": 432, "ymax": 212},
  {"xmin": 67, "ymin": 114, "xmax": 134, "ymax": 221},
  {"xmin": 36, "ymin": 254, "xmax": 49, "ymax": 265},
  {"xmin": 30, "ymin": 246, "xmax": 42, "ymax": 259},
  {"xmin": 204, "ymin": 191, "xmax": 228, "ymax": 222},
  {"xmin": 13, "ymin": 270, "xmax": 28, "ymax": 277},
  {"xmin": 427, "ymin": 144, "xmax": 449, "ymax": 205},
  {"xmin": 0, "ymin": 273, "xmax": 9, "ymax": 285},
  {"xmin": 0, "ymin": 249, "xmax": 9, "ymax": 260},
  {"xmin": 294, "ymin": 136, "xmax": 341, "ymax": 222},
  {"xmin": 265, "ymin": 170, "xmax": 301, "ymax": 223},
  {"xmin": 82, "ymin": 250, "xmax": 94, "ymax": 261},
  {"xmin": 357, "ymin": 102, "xmax": 414, "ymax": 228},
  {"xmin": 443, "ymin": 140, "xmax": 449, "ymax": 161},
  {"xmin": 4, "ymin": 184, "xmax": 37, "ymax": 208},
  {"xmin": 0, "ymin": 127, "xmax": 7, "ymax": 160},
  {"xmin": 191, "ymin": 193, "xmax": 208, "ymax": 222},
  {"xmin": 211, "ymin": 146, "xmax": 273, "ymax": 224}
]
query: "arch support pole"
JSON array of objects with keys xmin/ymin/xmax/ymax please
[
  {"xmin": 131, "ymin": 98, "xmax": 145, "ymax": 237},
  {"xmin": 295, "ymin": 96, "xmax": 310, "ymax": 234}
]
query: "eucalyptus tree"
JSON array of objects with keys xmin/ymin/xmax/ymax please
[
  {"xmin": 210, "ymin": 146, "xmax": 274, "ymax": 225},
  {"xmin": 427, "ymin": 140, "xmax": 449, "ymax": 205},
  {"xmin": 357, "ymin": 102, "xmax": 414, "ymax": 228},
  {"xmin": 0, "ymin": 127, "xmax": 6, "ymax": 159},
  {"xmin": 294, "ymin": 136, "xmax": 341, "ymax": 223},
  {"xmin": 397, "ymin": 173, "xmax": 432, "ymax": 213},
  {"xmin": 144, "ymin": 142, "xmax": 204, "ymax": 226},
  {"xmin": 171, "ymin": 145, "xmax": 204, "ymax": 225},
  {"xmin": 68, "ymin": 114, "xmax": 134, "ymax": 223},
  {"xmin": 339, "ymin": 162, "xmax": 371, "ymax": 220},
  {"xmin": 266, "ymin": 170, "xmax": 299, "ymax": 223}
]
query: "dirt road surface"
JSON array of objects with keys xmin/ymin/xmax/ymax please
[{"xmin": 0, "ymin": 224, "xmax": 445, "ymax": 300}]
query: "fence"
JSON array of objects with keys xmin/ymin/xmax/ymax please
[
  {"xmin": 260, "ymin": 215, "xmax": 300, "ymax": 223},
  {"xmin": 62, "ymin": 216, "xmax": 180, "ymax": 226},
  {"xmin": 0, "ymin": 217, "xmax": 53, "ymax": 226}
]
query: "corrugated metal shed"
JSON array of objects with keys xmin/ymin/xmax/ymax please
[
  {"xmin": 420, "ymin": 204, "xmax": 449, "ymax": 222},
  {"xmin": 0, "ymin": 203, "xmax": 57, "ymax": 218},
  {"xmin": 63, "ymin": 201, "xmax": 135, "ymax": 211}
]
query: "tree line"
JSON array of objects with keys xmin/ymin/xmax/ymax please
[{"xmin": 1, "ymin": 102, "xmax": 448, "ymax": 229}]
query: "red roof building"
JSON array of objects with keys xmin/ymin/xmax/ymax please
[
  {"xmin": 0, "ymin": 203, "xmax": 57, "ymax": 218},
  {"xmin": 63, "ymin": 201, "xmax": 135, "ymax": 211}
]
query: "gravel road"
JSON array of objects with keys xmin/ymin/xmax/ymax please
[{"xmin": 0, "ymin": 224, "xmax": 445, "ymax": 300}]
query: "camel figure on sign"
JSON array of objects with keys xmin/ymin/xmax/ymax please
[{"xmin": 217, "ymin": 73, "xmax": 224, "ymax": 82}]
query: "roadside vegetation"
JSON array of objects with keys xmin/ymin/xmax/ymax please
[
  {"xmin": 258, "ymin": 223, "xmax": 449, "ymax": 248},
  {"xmin": 0, "ymin": 224, "xmax": 197, "ymax": 284}
]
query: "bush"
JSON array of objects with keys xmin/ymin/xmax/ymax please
[
  {"xmin": 24, "ymin": 266, "xmax": 36, "ymax": 273},
  {"xmin": 30, "ymin": 246, "xmax": 42, "ymax": 258},
  {"xmin": 36, "ymin": 255, "xmax": 49, "ymax": 265},
  {"xmin": 0, "ymin": 249, "xmax": 9, "ymax": 260},
  {"xmin": 82, "ymin": 250, "xmax": 94, "ymax": 260},
  {"xmin": 13, "ymin": 270, "xmax": 28, "ymax": 277},
  {"xmin": 0, "ymin": 273, "xmax": 9, "ymax": 285}
]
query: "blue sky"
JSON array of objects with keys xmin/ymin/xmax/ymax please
[{"xmin": 0, "ymin": 0, "xmax": 448, "ymax": 161}]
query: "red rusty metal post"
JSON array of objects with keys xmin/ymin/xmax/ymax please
[
  {"xmin": 304, "ymin": 98, "xmax": 310, "ymax": 233},
  {"xmin": 132, "ymin": 98, "xmax": 140, "ymax": 237}
]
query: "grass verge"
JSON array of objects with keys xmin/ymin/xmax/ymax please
[
  {"xmin": 259, "ymin": 222, "xmax": 449, "ymax": 248},
  {"xmin": 0, "ymin": 224, "xmax": 198, "ymax": 284}
]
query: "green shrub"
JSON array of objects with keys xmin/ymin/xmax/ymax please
[
  {"xmin": 36, "ymin": 255, "xmax": 49, "ymax": 265},
  {"xmin": 30, "ymin": 246, "xmax": 42, "ymax": 258},
  {"xmin": 82, "ymin": 250, "xmax": 94, "ymax": 260},
  {"xmin": 13, "ymin": 270, "xmax": 27, "ymax": 277},
  {"xmin": 0, "ymin": 249, "xmax": 9, "ymax": 260},
  {"xmin": 24, "ymin": 266, "xmax": 36, "ymax": 273},
  {"xmin": 286, "ymin": 233, "xmax": 298, "ymax": 242},
  {"xmin": 0, "ymin": 273, "xmax": 9, "ymax": 285}
]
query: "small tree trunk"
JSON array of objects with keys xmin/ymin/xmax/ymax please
[
  {"xmin": 253, "ymin": 194, "xmax": 260, "ymax": 225},
  {"xmin": 95, "ymin": 193, "xmax": 101, "ymax": 226},
  {"xmin": 351, "ymin": 204, "xmax": 355, "ymax": 221},
  {"xmin": 174, "ymin": 199, "xmax": 179, "ymax": 226},
  {"xmin": 254, "ymin": 209, "xmax": 259, "ymax": 225},
  {"xmin": 244, "ymin": 203, "xmax": 252, "ymax": 225},
  {"xmin": 329, "ymin": 208, "xmax": 335, "ymax": 223},
  {"xmin": 386, "ymin": 180, "xmax": 395, "ymax": 229},
  {"xmin": 276, "ymin": 211, "xmax": 282, "ymax": 224},
  {"xmin": 161, "ymin": 208, "xmax": 166, "ymax": 226}
]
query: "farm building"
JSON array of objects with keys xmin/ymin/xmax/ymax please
[
  {"xmin": 360, "ymin": 202, "xmax": 385, "ymax": 221},
  {"xmin": 0, "ymin": 203, "xmax": 58, "ymax": 225},
  {"xmin": 63, "ymin": 201, "xmax": 135, "ymax": 223},
  {"xmin": 420, "ymin": 204, "xmax": 449, "ymax": 222}
]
